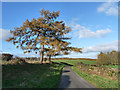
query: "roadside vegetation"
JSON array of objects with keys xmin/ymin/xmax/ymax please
[
  {"xmin": 72, "ymin": 62, "xmax": 119, "ymax": 88},
  {"xmin": 53, "ymin": 51, "xmax": 119, "ymax": 88},
  {"xmin": 72, "ymin": 66, "xmax": 118, "ymax": 88}
]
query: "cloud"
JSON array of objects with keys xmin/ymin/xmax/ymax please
[
  {"xmin": 0, "ymin": 28, "xmax": 11, "ymax": 41},
  {"xmin": 97, "ymin": 1, "xmax": 118, "ymax": 16},
  {"xmin": 72, "ymin": 24, "xmax": 112, "ymax": 38},
  {"xmin": 83, "ymin": 40, "xmax": 118, "ymax": 53}
]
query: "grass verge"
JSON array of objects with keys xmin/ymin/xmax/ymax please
[
  {"xmin": 72, "ymin": 66, "xmax": 119, "ymax": 88},
  {"xmin": 2, "ymin": 63, "xmax": 65, "ymax": 88}
]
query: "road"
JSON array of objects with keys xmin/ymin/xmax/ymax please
[{"xmin": 58, "ymin": 66, "xmax": 98, "ymax": 89}]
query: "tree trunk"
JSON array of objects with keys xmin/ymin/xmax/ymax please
[
  {"xmin": 40, "ymin": 45, "xmax": 44, "ymax": 64},
  {"xmin": 48, "ymin": 55, "xmax": 52, "ymax": 64}
]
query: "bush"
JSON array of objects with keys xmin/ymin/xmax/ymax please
[
  {"xmin": 14, "ymin": 59, "xmax": 27, "ymax": 64},
  {"xmin": 97, "ymin": 51, "xmax": 119, "ymax": 65},
  {"xmin": 2, "ymin": 53, "xmax": 13, "ymax": 61}
]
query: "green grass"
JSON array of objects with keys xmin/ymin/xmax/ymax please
[
  {"xmin": 2, "ymin": 63, "xmax": 64, "ymax": 88},
  {"xmin": 101, "ymin": 65, "xmax": 120, "ymax": 68},
  {"xmin": 52, "ymin": 60, "xmax": 97, "ymax": 65},
  {"xmin": 72, "ymin": 66, "xmax": 119, "ymax": 88}
]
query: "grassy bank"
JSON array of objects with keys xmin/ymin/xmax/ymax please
[
  {"xmin": 2, "ymin": 63, "xmax": 64, "ymax": 88},
  {"xmin": 72, "ymin": 66, "xmax": 119, "ymax": 88},
  {"xmin": 53, "ymin": 59, "xmax": 119, "ymax": 88}
]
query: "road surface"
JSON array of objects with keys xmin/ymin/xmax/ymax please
[{"xmin": 58, "ymin": 66, "xmax": 97, "ymax": 89}]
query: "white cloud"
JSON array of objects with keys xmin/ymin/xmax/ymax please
[
  {"xmin": 0, "ymin": 28, "xmax": 11, "ymax": 41},
  {"xmin": 72, "ymin": 24, "xmax": 112, "ymax": 38},
  {"xmin": 83, "ymin": 40, "xmax": 118, "ymax": 53},
  {"xmin": 97, "ymin": 1, "xmax": 118, "ymax": 16}
]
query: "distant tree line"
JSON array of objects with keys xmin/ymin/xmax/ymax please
[
  {"xmin": 1, "ymin": 53, "xmax": 13, "ymax": 61},
  {"xmin": 97, "ymin": 50, "xmax": 119, "ymax": 65}
]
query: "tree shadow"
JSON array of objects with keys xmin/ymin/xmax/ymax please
[
  {"xmin": 60, "ymin": 62, "xmax": 73, "ymax": 66},
  {"xmin": 63, "ymin": 70, "xmax": 70, "ymax": 73},
  {"xmin": 52, "ymin": 62, "xmax": 62, "ymax": 65},
  {"xmin": 58, "ymin": 75, "xmax": 71, "ymax": 88}
]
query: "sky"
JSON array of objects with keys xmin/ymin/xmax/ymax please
[{"xmin": 1, "ymin": 2, "xmax": 118, "ymax": 59}]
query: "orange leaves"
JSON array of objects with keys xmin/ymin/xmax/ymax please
[
  {"xmin": 13, "ymin": 33, "xmax": 17, "ymax": 36},
  {"xmin": 34, "ymin": 47, "xmax": 38, "ymax": 50},
  {"xmin": 55, "ymin": 11, "xmax": 60, "ymax": 17},
  {"xmin": 24, "ymin": 51, "xmax": 27, "ymax": 54},
  {"xmin": 28, "ymin": 51, "xmax": 30, "ymax": 53},
  {"xmin": 46, "ymin": 10, "xmax": 50, "ymax": 14},
  {"xmin": 10, "ymin": 30, "xmax": 13, "ymax": 34},
  {"xmin": 60, "ymin": 20, "xmax": 63, "ymax": 23},
  {"xmin": 6, "ymin": 37, "xmax": 14, "ymax": 42},
  {"xmin": 34, "ymin": 31, "xmax": 37, "ymax": 35},
  {"xmin": 15, "ymin": 41, "xmax": 18, "ymax": 43},
  {"xmin": 16, "ymin": 46, "xmax": 19, "ymax": 48},
  {"xmin": 22, "ymin": 40, "xmax": 25, "ymax": 44},
  {"xmin": 29, "ymin": 47, "xmax": 32, "ymax": 49},
  {"xmin": 35, "ymin": 37, "xmax": 39, "ymax": 42},
  {"xmin": 63, "ymin": 51, "xmax": 69, "ymax": 55},
  {"xmin": 13, "ymin": 41, "xmax": 15, "ymax": 45}
]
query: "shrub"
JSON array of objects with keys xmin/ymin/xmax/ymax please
[
  {"xmin": 97, "ymin": 51, "xmax": 119, "ymax": 65},
  {"xmin": 2, "ymin": 53, "xmax": 13, "ymax": 61}
]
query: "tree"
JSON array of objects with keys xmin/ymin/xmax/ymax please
[
  {"xmin": 6, "ymin": 9, "xmax": 82, "ymax": 64},
  {"xmin": 2, "ymin": 53, "xmax": 13, "ymax": 61}
]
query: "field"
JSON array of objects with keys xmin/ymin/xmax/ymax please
[
  {"xmin": 52, "ymin": 60, "xmax": 97, "ymax": 65},
  {"xmin": 2, "ymin": 62, "xmax": 64, "ymax": 88}
]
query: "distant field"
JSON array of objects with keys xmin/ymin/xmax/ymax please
[
  {"xmin": 52, "ymin": 58, "xmax": 97, "ymax": 61},
  {"xmin": 52, "ymin": 60, "xmax": 97, "ymax": 65},
  {"xmin": 52, "ymin": 59, "xmax": 119, "ymax": 68}
]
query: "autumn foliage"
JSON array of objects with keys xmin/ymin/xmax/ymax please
[{"xmin": 97, "ymin": 50, "xmax": 119, "ymax": 65}]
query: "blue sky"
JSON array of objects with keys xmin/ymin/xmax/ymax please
[{"xmin": 1, "ymin": 2, "xmax": 118, "ymax": 58}]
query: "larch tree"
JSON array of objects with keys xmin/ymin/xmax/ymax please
[{"xmin": 6, "ymin": 9, "xmax": 82, "ymax": 64}]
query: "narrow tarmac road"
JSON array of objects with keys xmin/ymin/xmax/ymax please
[{"xmin": 58, "ymin": 66, "xmax": 97, "ymax": 88}]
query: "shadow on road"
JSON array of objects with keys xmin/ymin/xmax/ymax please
[
  {"xmin": 58, "ymin": 75, "xmax": 71, "ymax": 88},
  {"xmin": 63, "ymin": 70, "xmax": 70, "ymax": 73},
  {"xmin": 60, "ymin": 62, "xmax": 73, "ymax": 66}
]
